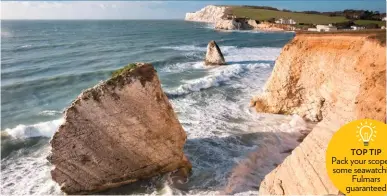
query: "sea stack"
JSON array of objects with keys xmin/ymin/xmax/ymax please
[
  {"xmin": 49, "ymin": 63, "xmax": 191, "ymax": 194},
  {"xmin": 205, "ymin": 40, "xmax": 226, "ymax": 65}
]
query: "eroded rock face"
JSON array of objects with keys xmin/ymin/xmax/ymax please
[
  {"xmin": 253, "ymin": 33, "xmax": 386, "ymax": 195},
  {"xmin": 215, "ymin": 18, "xmax": 253, "ymax": 30},
  {"xmin": 205, "ymin": 40, "xmax": 226, "ymax": 65},
  {"xmin": 49, "ymin": 63, "xmax": 191, "ymax": 194},
  {"xmin": 215, "ymin": 19, "xmax": 239, "ymax": 30}
]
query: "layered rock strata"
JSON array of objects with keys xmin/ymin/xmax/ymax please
[
  {"xmin": 253, "ymin": 32, "xmax": 386, "ymax": 195},
  {"xmin": 50, "ymin": 63, "xmax": 191, "ymax": 194}
]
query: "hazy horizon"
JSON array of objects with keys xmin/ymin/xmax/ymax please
[{"xmin": 1, "ymin": 1, "xmax": 386, "ymax": 20}]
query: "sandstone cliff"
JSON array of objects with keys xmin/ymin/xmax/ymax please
[
  {"xmin": 252, "ymin": 32, "xmax": 386, "ymax": 194},
  {"xmin": 185, "ymin": 5, "xmax": 228, "ymax": 23},
  {"xmin": 49, "ymin": 63, "xmax": 191, "ymax": 194}
]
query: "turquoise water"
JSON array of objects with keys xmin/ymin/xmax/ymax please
[{"xmin": 1, "ymin": 20, "xmax": 308, "ymax": 195}]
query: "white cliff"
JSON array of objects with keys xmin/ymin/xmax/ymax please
[
  {"xmin": 185, "ymin": 5, "xmax": 228, "ymax": 23},
  {"xmin": 185, "ymin": 6, "xmax": 291, "ymax": 31}
]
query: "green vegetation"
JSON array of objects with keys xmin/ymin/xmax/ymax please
[
  {"xmin": 111, "ymin": 63, "xmax": 137, "ymax": 78},
  {"xmin": 230, "ymin": 6, "xmax": 385, "ymax": 27},
  {"xmin": 230, "ymin": 6, "xmax": 347, "ymax": 24},
  {"xmin": 354, "ymin": 20, "xmax": 385, "ymax": 27},
  {"xmin": 367, "ymin": 30, "xmax": 386, "ymax": 45}
]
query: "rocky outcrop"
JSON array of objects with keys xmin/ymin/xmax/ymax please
[
  {"xmin": 215, "ymin": 18, "xmax": 252, "ymax": 30},
  {"xmin": 49, "ymin": 63, "xmax": 191, "ymax": 194},
  {"xmin": 253, "ymin": 32, "xmax": 386, "ymax": 194},
  {"xmin": 215, "ymin": 19, "xmax": 293, "ymax": 31},
  {"xmin": 205, "ymin": 40, "xmax": 226, "ymax": 65},
  {"xmin": 254, "ymin": 22, "xmax": 293, "ymax": 31},
  {"xmin": 185, "ymin": 5, "xmax": 228, "ymax": 23}
]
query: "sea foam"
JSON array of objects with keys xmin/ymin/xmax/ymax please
[
  {"xmin": 166, "ymin": 63, "xmax": 271, "ymax": 96},
  {"xmin": 4, "ymin": 119, "xmax": 63, "ymax": 139},
  {"xmin": 164, "ymin": 46, "xmax": 280, "ymax": 96}
]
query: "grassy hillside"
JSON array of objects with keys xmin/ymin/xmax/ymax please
[
  {"xmin": 354, "ymin": 20, "xmax": 385, "ymax": 26},
  {"xmin": 230, "ymin": 6, "xmax": 385, "ymax": 26}
]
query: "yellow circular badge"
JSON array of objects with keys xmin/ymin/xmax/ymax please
[{"xmin": 326, "ymin": 119, "xmax": 387, "ymax": 196}]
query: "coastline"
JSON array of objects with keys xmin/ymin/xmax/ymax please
[
  {"xmin": 1, "ymin": 20, "xmax": 295, "ymax": 195},
  {"xmin": 185, "ymin": 5, "xmax": 291, "ymax": 32},
  {"xmin": 2, "ymin": 10, "xmax": 386, "ymax": 195}
]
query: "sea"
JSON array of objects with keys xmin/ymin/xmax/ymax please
[{"xmin": 1, "ymin": 20, "xmax": 311, "ymax": 195}]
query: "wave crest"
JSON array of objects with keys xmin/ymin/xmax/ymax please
[
  {"xmin": 4, "ymin": 119, "xmax": 63, "ymax": 139},
  {"xmin": 166, "ymin": 63, "xmax": 271, "ymax": 97}
]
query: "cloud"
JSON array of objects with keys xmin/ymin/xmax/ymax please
[
  {"xmin": 0, "ymin": 1, "xmax": 218, "ymax": 20},
  {"xmin": 0, "ymin": 1, "xmax": 192, "ymax": 19}
]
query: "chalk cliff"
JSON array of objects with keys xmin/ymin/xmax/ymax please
[
  {"xmin": 252, "ymin": 32, "xmax": 386, "ymax": 194},
  {"xmin": 185, "ymin": 5, "xmax": 228, "ymax": 23},
  {"xmin": 49, "ymin": 63, "xmax": 191, "ymax": 194},
  {"xmin": 205, "ymin": 40, "xmax": 226, "ymax": 65},
  {"xmin": 185, "ymin": 6, "xmax": 292, "ymax": 31},
  {"xmin": 215, "ymin": 18, "xmax": 252, "ymax": 30}
]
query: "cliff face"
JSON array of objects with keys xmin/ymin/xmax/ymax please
[
  {"xmin": 185, "ymin": 5, "xmax": 228, "ymax": 23},
  {"xmin": 50, "ymin": 63, "xmax": 191, "ymax": 194},
  {"xmin": 185, "ymin": 6, "xmax": 292, "ymax": 31},
  {"xmin": 215, "ymin": 19, "xmax": 252, "ymax": 30},
  {"xmin": 253, "ymin": 33, "xmax": 386, "ymax": 195}
]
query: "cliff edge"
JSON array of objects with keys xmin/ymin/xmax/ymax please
[
  {"xmin": 185, "ymin": 5, "xmax": 290, "ymax": 31},
  {"xmin": 185, "ymin": 5, "xmax": 228, "ymax": 23},
  {"xmin": 253, "ymin": 32, "xmax": 386, "ymax": 195},
  {"xmin": 50, "ymin": 63, "xmax": 191, "ymax": 194}
]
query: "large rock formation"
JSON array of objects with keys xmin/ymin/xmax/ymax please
[
  {"xmin": 215, "ymin": 18, "xmax": 252, "ymax": 30},
  {"xmin": 214, "ymin": 19, "xmax": 293, "ymax": 31},
  {"xmin": 254, "ymin": 22, "xmax": 293, "ymax": 31},
  {"xmin": 49, "ymin": 63, "xmax": 191, "ymax": 194},
  {"xmin": 185, "ymin": 5, "xmax": 228, "ymax": 23},
  {"xmin": 205, "ymin": 40, "xmax": 226, "ymax": 65},
  {"xmin": 252, "ymin": 32, "xmax": 386, "ymax": 194}
]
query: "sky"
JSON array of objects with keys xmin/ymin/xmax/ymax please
[{"xmin": 1, "ymin": 1, "xmax": 386, "ymax": 20}]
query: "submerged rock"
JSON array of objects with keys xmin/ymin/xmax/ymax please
[
  {"xmin": 205, "ymin": 40, "xmax": 226, "ymax": 65},
  {"xmin": 49, "ymin": 63, "xmax": 191, "ymax": 194}
]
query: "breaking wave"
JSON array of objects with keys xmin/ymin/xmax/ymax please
[
  {"xmin": 166, "ymin": 63, "xmax": 271, "ymax": 97},
  {"xmin": 3, "ymin": 119, "xmax": 63, "ymax": 139}
]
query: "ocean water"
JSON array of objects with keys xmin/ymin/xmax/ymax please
[{"xmin": 1, "ymin": 20, "xmax": 310, "ymax": 195}]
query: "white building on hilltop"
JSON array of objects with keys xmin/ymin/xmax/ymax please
[
  {"xmin": 351, "ymin": 26, "xmax": 365, "ymax": 30},
  {"xmin": 275, "ymin": 18, "xmax": 296, "ymax": 25},
  {"xmin": 308, "ymin": 24, "xmax": 337, "ymax": 32}
]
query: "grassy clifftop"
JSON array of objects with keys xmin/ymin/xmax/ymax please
[{"xmin": 229, "ymin": 6, "xmax": 385, "ymax": 26}]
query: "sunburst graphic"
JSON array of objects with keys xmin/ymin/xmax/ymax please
[{"xmin": 356, "ymin": 121, "xmax": 377, "ymax": 146}]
